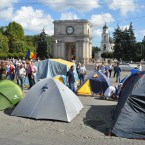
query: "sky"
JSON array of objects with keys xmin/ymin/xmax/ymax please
[{"xmin": 0, "ymin": 0, "xmax": 145, "ymax": 47}]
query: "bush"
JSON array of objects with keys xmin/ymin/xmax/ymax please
[
  {"xmin": 13, "ymin": 53, "xmax": 19, "ymax": 59},
  {"xmin": 0, "ymin": 53, "xmax": 8, "ymax": 59},
  {"xmin": 18, "ymin": 52, "xmax": 25, "ymax": 59},
  {"xmin": 101, "ymin": 52, "xmax": 113, "ymax": 58},
  {"xmin": 7, "ymin": 53, "xmax": 14, "ymax": 58}
]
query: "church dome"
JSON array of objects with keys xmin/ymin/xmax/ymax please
[
  {"xmin": 103, "ymin": 24, "xmax": 108, "ymax": 29},
  {"xmin": 109, "ymin": 37, "xmax": 114, "ymax": 43}
]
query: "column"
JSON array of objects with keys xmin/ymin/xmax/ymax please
[
  {"xmin": 53, "ymin": 43, "xmax": 58, "ymax": 58},
  {"xmin": 57, "ymin": 43, "xmax": 61, "ymax": 58},
  {"xmin": 61, "ymin": 42, "xmax": 65, "ymax": 59},
  {"xmin": 89, "ymin": 41, "xmax": 92, "ymax": 59},
  {"xmin": 75, "ymin": 42, "xmax": 79, "ymax": 62}
]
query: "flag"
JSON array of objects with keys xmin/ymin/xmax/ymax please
[{"xmin": 26, "ymin": 50, "xmax": 36, "ymax": 59}]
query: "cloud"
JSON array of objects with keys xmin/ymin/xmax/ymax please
[
  {"xmin": 89, "ymin": 13, "xmax": 114, "ymax": 27},
  {"xmin": 0, "ymin": 1, "xmax": 54, "ymax": 35},
  {"xmin": 138, "ymin": 30, "xmax": 145, "ymax": 37},
  {"xmin": 93, "ymin": 29, "xmax": 102, "ymax": 37},
  {"xmin": 0, "ymin": 0, "xmax": 18, "ymax": 20},
  {"xmin": 120, "ymin": 25, "xmax": 129, "ymax": 30},
  {"xmin": 0, "ymin": 0, "xmax": 18, "ymax": 9},
  {"xmin": 38, "ymin": 0, "xmax": 100, "ymax": 12},
  {"xmin": 60, "ymin": 12, "xmax": 79, "ymax": 20},
  {"xmin": 12, "ymin": 6, "xmax": 54, "ymax": 35},
  {"xmin": 141, "ymin": 30, "xmax": 145, "ymax": 36},
  {"xmin": 0, "ymin": 7, "xmax": 14, "ymax": 20},
  {"xmin": 106, "ymin": 0, "xmax": 138, "ymax": 16}
]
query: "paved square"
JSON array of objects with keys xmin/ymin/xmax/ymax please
[{"xmin": 0, "ymin": 65, "xmax": 144, "ymax": 145}]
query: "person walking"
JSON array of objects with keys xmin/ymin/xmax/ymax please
[
  {"xmin": 67, "ymin": 65, "xmax": 76, "ymax": 93},
  {"xmin": 79, "ymin": 63, "xmax": 87, "ymax": 85},
  {"xmin": 116, "ymin": 62, "xmax": 121, "ymax": 83}
]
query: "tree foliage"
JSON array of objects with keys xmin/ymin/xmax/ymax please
[
  {"xmin": 101, "ymin": 52, "xmax": 113, "ymax": 58},
  {"xmin": 37, "ymin": 29, "xmax": 48, "ymax": 59},
  {"xmin": 92, "ymin": 46, "xmax": 99, "ymax": 58},
  {"xmin": 113, "ymin": 23, "xmax": 136, "ymax": 61},
  {"xmin": 0, "ymin": 32, "xmax": 9, "ymax": 53},
  {"xmin": 6, "ymin": 22, "xmax": 25, "ymax": 53}
]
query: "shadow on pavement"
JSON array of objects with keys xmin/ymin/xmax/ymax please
[
  {"xmin": 4, "ymin": 106, "xmax": 16, "ymax": 116},
  {"xmin": 83, "ymin": 105, "xmax": 116, "ymax": 134}
]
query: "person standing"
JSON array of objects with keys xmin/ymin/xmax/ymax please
[
  {"xmin": 31, "ymin": 61, "xmax": 37, "ymax": 83},
  {"xmin": 67, "ymin": 65, "xmax": 76, "ymax": 93},
  {"xmin": 27, "ymin": 61, "xmax": 35, "ymax": 89},
  {"xmin": 79, "ymin": 63, "xmax": 87, "ymax": 85},
  {"xmin": 0, "ymin": 62, "xmax": 6, "ymax": 80},
  {"xmin": 9, "ymin": 61, "xmax": 15, "ymax": 80},
  {"xmin": 116, "ymin": 62, "xmax": 121, "ymax": 83},
  {"xmin": 108, "ymin": 63, "xmax": 113, "ymax": 77},
  {"xmin": 113, "ymin": 63, "xmax": 117, "ymax": 77},
  {"xmin": 15, "ymin": 63, "xmax": 26, "ymax": 90},
  {"xmin": 101, "ymin": 62, "xmax": 105, "ymax": 74},
  {"xmin": 137, "ymin": 63, "xmax": 142, "ymax": 71},
  {"xmin": 6, "ymin": 61, "xmax": 10, "ymax": 79},
  {"xmin": 76, "ymin": 63, "xmax": 81, "ymax": 77}
]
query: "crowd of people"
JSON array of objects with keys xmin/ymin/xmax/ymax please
[
  {"xmin": 0, "ymin": 59, "xmax": 143, "ymax": 99},
  {"xmin": 0, "ymin": 59, "xmax": 38, "ymax": 90}
]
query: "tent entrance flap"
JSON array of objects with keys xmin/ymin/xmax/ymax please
[{"xmin": 77, "ymin": 80, "xmax": 92, "ymax": 95}]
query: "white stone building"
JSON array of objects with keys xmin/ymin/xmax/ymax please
[
  {"xmin": 53, "ymin": 20, "xmax": 92, "ymax": 63},
  {"xmin": 98, "ymin": 24, "xmax": 114, "ymax": 59}
]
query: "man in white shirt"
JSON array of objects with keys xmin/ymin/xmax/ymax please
[
  {"xmin": 104, "ymin": 86, "xmax": 116, "ymax": 100},
  {"xmin": 137, "ymin": 63, "xmax": 142, "ymax": 71},
  {"xmin": 79, "ymin": 63, "xmax": 87, "ymax": 85}
]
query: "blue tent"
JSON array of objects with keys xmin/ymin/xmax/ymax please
[{"xmin": 35, "ymin": 59, "xmax": 79, "ymax": 82}]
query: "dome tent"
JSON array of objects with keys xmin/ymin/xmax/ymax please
[
  {"xmin": 12, "ymin": 78, "xmax": 83, "ymax": 122},
  {"xmin": 77, "ymin": 71, "xmax": 111, "ymax": 96},
  {"xmin": 111, "ymin": 71, "xmax": 145, "ymax": 139},
  {"xmin": 0, "ymin": 80, "xmax": 24, "ymax": 110}
]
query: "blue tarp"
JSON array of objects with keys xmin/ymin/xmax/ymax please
[{"xmin": 35, "ymin": 59, "xmax": 79, "ymax": 82}]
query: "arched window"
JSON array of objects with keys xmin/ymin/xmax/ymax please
[{"xmin": 103, "ymin": 44, "xmax": 106, "ymax": 50}]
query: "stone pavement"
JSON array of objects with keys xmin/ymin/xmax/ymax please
[{"xmin": 0, "ymin": 67, "xmax": 145, "ymax": 145}]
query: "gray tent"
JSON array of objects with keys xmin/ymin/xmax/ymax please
[{"xmin": 12, "ymin": 78, "xmax": 83, "ymax": 122}]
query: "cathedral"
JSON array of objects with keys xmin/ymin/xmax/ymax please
[{"xmin": 98, "ymin": 23, "xmax": 114, "ymax": 59}]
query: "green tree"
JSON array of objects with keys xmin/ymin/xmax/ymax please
[
  {"xmin": 113, "ymin": 23, "xmax": 136, "ymax": 61},
  {"xmin": 113, "ymin": 25, "xmax": 123, "ymax": 60},
  {"xmin": 6, "ymin": 22, "xmax": 25, "ymax": 53},
  {"xmin": 0, "ymin": 32, "xmax": 9, "ymax": 53},
  {"xmin": 142, "ymin": 39, "xmax": 145, "ymax": 60},
  {"xmin": 37, "ymin": 29, "xmax": 48, "ymax": 59},
  {"xmin": 127, "ymin": 22, "xmax": 136, "ymax": 61},
  {"xmin": 0, "ymin": 26, "xmax": 7, "ymax": 35},
  {"xmin": 101, "ymin": 52, "xmax": 113, "ymax": 58},
  {"xmin": 92, "ymin": 46, "xmax": 99, "ymax": 58},
  {"xmin": 25, "ymin": 35, "xmax": 39, "ymax": 53},
  {"xmin": 47, "ymin": 36, "xmax": 55, "ymax": 58}
]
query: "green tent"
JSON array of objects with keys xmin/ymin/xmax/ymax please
[{"xmin": 0, "ymin": 80, "xmax": 24, "ymax": 110}]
